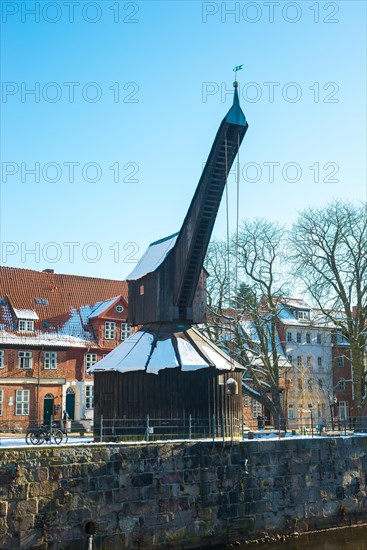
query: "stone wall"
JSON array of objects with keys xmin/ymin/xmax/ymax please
[{"xmin": 0, "ymin": 436, "xmax": 366, "ymax": 549}]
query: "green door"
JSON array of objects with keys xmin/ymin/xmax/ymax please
[
  {"xmin": 43, "ymin": 396, "xmax": 54, "ymax": 424},
  {"xmin": 66, "ymin": 391, "xmax": 75, "ymax": 420}
]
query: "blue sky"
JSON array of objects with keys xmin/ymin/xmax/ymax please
[{"xmin": 1, "ymin": 0, "xmax": 366, "ymax": 279}]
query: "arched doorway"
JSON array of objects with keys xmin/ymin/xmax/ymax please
[
  {"xmin": 66, "ymin": 388, "xmax": 75, "ymax": 420},
  {"xmin": 43, "ymin": 393, "xmax": 54, "ymax": 424}
]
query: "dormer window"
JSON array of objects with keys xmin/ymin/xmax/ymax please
[
  {"xmin": 18, "ymin": 319, "xmax": 34, "ymax": 332},
  {"xmin": 297, "ymin": 310, "xmax": 310, "ymax": 320}
]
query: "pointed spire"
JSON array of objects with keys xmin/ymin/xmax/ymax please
[{"xmin": 225, "ymin": 80, "xmax": 247, "ymax": 126}]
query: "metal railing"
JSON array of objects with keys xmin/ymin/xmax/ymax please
[{"xmin": 94, "ymin": 415, "xmax": 244, "ymax": 443}]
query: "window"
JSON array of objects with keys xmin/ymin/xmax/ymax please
[
  {"xmin": 338, "ymin": 401, "xmax": 348, "ymax": 420},
  {"xmin": 297, "ymin": 356, "xmax": 302, "ymax": 367},
  {"xmin": 316, "ymin": 333, "xmax": 322, "ymax": 344},
  {"xmin": 251, "ymin": 399, "xmax": 262, "ymax": 419},
  {"xmin": 338, "ymin": 378, "xmax": 345, "ymax": 391},
  {"xmin": 318, "ymin": 379, "xmax": 323, "ymax": 389},
  {"xmin": 306, "ymin": 356, "xmax": 312, "ymax": 367},
  {"xmin": 288, "ymin": 404, "xmax": 296, "ymax": 419},
  {"xmin": 317, "ymin": 357, "xmax": 323, "ymax": 368},
  {"xmin": 298, "ymin": 379, "xmax": 302, "ymax": 390},
  {"xmin": 297, "ymin": 310, "xmax": 310, "ymax": 320},
  {"xmin": 287, "ymin": 355, "xmax": 293, "ymax": 364},
  {"xmin": 296, "ymin": 332, "xmax": 302, "ymax": 343},
  {"xmin": 18, "ymin": 351, "xmax": 32, "ymax": 369},
  {"xmin": 306, "ymin": 332, "xmax": 311, "ymax": 344},
  {"xmin": 0, "ymin": 350, "xmax": 4, "ymax": 368},
  {"xmin": 85, "ymin": 385, "xmax": 94, "ymax": 409},
  {"xmin": 18, "ymin": 319, "xmax": 34, "ymax": 332},
  {"xmin": 104, "ymin": 322, "xmax": 116, "ymax": 339},
  {"xmin": 44, "ymin": 351, "xmax": 57, "ymax": 369},
  {"xmin": 85, "ymin": 353, "xmax": 98, "ymax": 370},
  {"xmin": 0, "ymin": 389, "xmax": 3, "ymax": 416},
  {"xmin": 337, "ymin": 356, "xmax": 344, "ymax": 368},
  {"xmin": 308, "ymin": 380, "xmax": 313, "ymax": 392},
  {"xmin": 121, "ymin": 323, "xmax": 131, "ymax": 341},
  {"xmin": 287, "ymin": 332, "xmax": 292, "ymax": 342},
  {"xmin": 116, "ymin": 305, "xmax": 124, "ymax": 313},
  {"xmin": 16, "ymin": 389, "xmax": 30, "ymax": 415},
  {"xmin": 244, "ymin": 394, "xmax": 250, "ymax": 407}
]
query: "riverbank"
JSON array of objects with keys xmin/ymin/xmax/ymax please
[{"xmin": 0, "ymin": 436, "xmax": 366, "ymax": 549}]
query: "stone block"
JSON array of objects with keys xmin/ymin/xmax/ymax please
[
  {"xmin": 132, "ymin": 473, "xmax": 153, "ymax": 487},
  {"xmin": 0, "ymin": 502, "xmax": 7, "ymax": 517}
]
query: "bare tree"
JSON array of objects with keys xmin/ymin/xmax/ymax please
[
  {"xmin": 290, "ymin": 201, "xmax": 367, "ymax": 410},
  {"xmin": 204, "ymin": 220, "xmax": 290, "ymax": 429},
  {"xmin": 235, "ymin": 219, "xmax": 290, "ymax": 429}
]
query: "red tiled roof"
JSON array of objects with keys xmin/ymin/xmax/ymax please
[{"xmin": 0, "ymin": 266, "xmax": 128, "ymax": 339}]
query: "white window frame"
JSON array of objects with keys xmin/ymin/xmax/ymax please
[
  {"xmin": 116, "ymin": 305, "xmax": 124, "ymax": 313},
  {"xmin": 18, "ymin": 351, "xmax": 32, "ymax": 370},
  {"xmin": 104, "ymin": 321, "xmax": 116, "ymax": 340},
  {"xmin": 0, "ymin": 350, "xmax": 4, "ymax": 368},
  {"xmin": 85, "ymin": 385, "xmax": 94, "ymax": 409},
  {"xmin": 306, "ymin": 332, "xmax": 311, "ymax": 344},
  {"xmin": 16, "ymin": 389, "xmax": 30, "ymax": 415},
  {"xmin": 0, "ymin": 389, "xmax": 3, "ymax": 416},
  {"xmin": 287, "ymin": 355, "xmax": 293, "ymax": 364},
  {"xmin": 297, "ymin": 356, "xmax": 302, "ymax": 367},
  {"xmin": 44, "ymin": 351, "xmax": 57, "ymax": 370},
  {"xmin": 306, "ymin": 356, "xmax": 312, "ymax": 367},
  {"xmin": 287, "ymin": 332, "xmax": 292, "ymax": 342},
  {"xmin": 251, "ymin": 399, "xmax": 262, "ymax": 419},
  {"xmin": 244, "ymin": 394, "xmax": 250, "ymax": 407},
  {"xmin": 338, "ymin": 401, "xmax": 348, "ymax": 420},
  {"xmin": 338, "ymin": 378, "xmax": 346, "ymax": 391},
  {"xmin": 296, "ymin": 332, "xmax": 302, "ymax": 343},
  {"xmin": 316, "ymin": 333, "xmax": 322, "ymax": 344},
  {"xmin": 18, "ymin": 319, "xmax": 34, "ymax": 332},
  {"xmin": 317, "ymin": 356, "xmax": 323, "ymax": 368},
  {"xmin": 85, "ymin": 353, "xmax": 98, "ymax": 370},
  {"xmin": 297, "ymin": 311, "xmax": 310, "ymax": 320},
  {"xmin": 121, "ymin": 323, "xmax": 131, "ymax": 341},
  {"xmin": 288, "ymin": 404, "xmax": 296, "ymax": 419}
]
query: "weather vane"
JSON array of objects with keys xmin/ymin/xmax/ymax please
[{"xmin": 233, "ymin": 64, "xmax": 243, "ymax": 87}]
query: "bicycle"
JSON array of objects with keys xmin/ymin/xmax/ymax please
[{"xmin": 25, "ymin": 423, "xmax": 68, "ymax": 445}]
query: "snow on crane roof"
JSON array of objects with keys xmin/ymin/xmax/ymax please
[
  {"xmin": 126, "ymin": 233, "xmax": 178, "ymax": 281},
  {"xmin": 90, "ymin": 324, "xmax": 245, "ymax": 375}
]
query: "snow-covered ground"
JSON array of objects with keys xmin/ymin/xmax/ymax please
[
  {"xmin": 1, "ymin": 433, "xmax": 365, "ymax": 448},
  {"xmin": 0, "ymin": 435, "xmax": 94, "ymax": 448}
]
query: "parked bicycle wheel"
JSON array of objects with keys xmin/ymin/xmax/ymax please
[
  {"xmin": 52, "ymin": 429, "xmax": 64, "ymax": 445},
  {"xmin": 26, "ymin": 430, "xmax": 45, "ymax": 445}
]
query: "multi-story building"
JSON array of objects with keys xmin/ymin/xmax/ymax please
[
  {"xmin": 0, "ymin": 266, "xmax": 130, "ymax": 428},
  {"xmin": 277, "ymin": 298, "xmax": 335, "ymax": 428}
]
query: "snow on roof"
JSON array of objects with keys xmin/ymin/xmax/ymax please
[
  {"xmin": 89, "ymin": 296, "xmax": 120, "ymax": 318},
  {"xmin": 146, "ymin": 339, "xmax": 179, "ymax": 374},
  {"xmin": 176, "ymin": 338, "xmax": 208, "ymax": 371},
  {"xmin": 91, "ymin": 330, "xmax": 153, "ymax": 372},
  {"xmin": 90, "ymin": 324, "xmax": 245, "ymax": 375},
  {"xmin": 126, "ymin": 233, "xmax": 178, "ymax": 281},
  {"xmin": 13, "ymin": 308, "xmax": 39, "ymax": 320},
  {"xmin": 0, "ymin": 331, "xmax": 93, "ymax": 348}
]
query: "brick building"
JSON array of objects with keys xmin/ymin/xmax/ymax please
[
  {"xmin": 332, "ymin": 332, "xmax": 355, "ymax": 419},
  {"xmin": 0, "ymin": 266, "xmax": 130, "ymax": 429}
]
